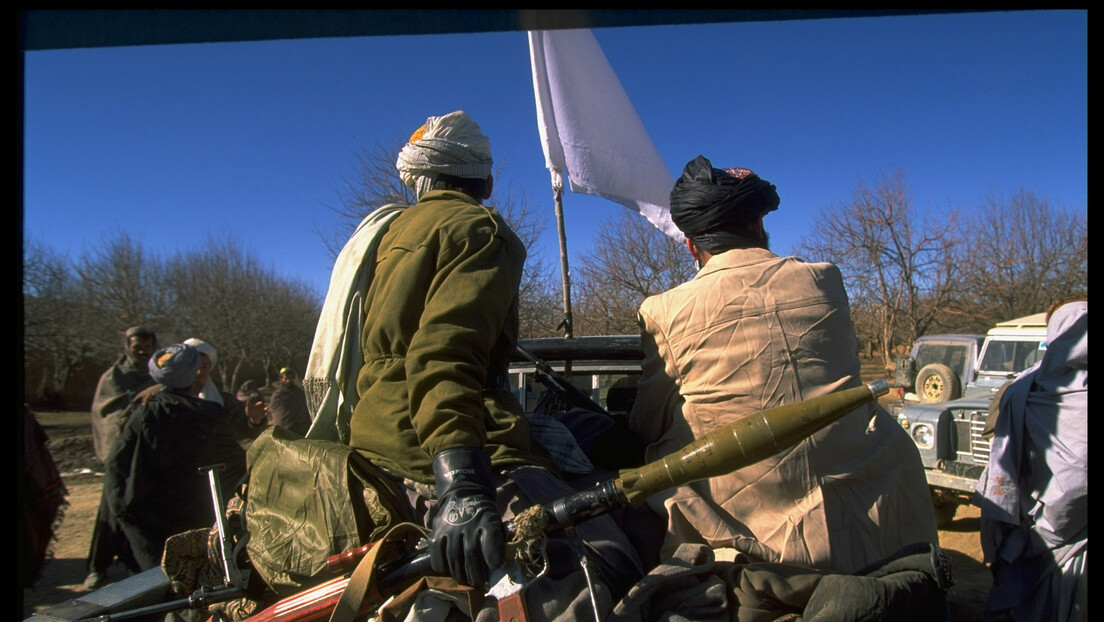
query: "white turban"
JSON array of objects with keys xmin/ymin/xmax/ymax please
[
  {"xmin": 183, "ymin": 337, "xmax": 217, "ymax": 367},
  {"xmin": 395, "ymin": 110, "xmax": 493, "ymax": 199}
]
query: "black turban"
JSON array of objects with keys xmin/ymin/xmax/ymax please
[{"xmin": 669, "ymin": 155, "xmax": 779, "ymax": 252}]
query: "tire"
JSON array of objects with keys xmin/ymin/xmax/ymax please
[
  {"xmin": 916, "ymin": 363, "xmax": 961, "ymax": 403},
  {"xmin": 931, "ymin": 490, "xmax": 958, "ymax": 528}
]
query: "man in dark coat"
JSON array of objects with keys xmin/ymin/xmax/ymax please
[
  {"xmin": 268, "ymin": 366, "xmax": 311, "ymax": 436},
  {"xmin": 104, "ymin": 343, "xmax": 247, "ymax": 571}
]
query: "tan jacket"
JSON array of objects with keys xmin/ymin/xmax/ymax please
[
  {"xmin": 349, "ymin": 191, "xmax": 554, "ymax": 483},
  {"xmin": 630, "ymin": 247, "xmax": 936, "ymax": 573}
]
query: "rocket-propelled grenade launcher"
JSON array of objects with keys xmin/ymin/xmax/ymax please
[
  {"xmin": 527, "ymin": 379, "xmax": 889, "ymax": 532},
  {"xmin": 368, "ymin": 379, "xmax": 890, "ymax": 588},
  {"xmin": 247, "ymin": 380, "xmax": 888, "ymax": 622}
]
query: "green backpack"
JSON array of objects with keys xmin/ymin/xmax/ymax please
[{"xmin": 243, "ymin": 426, "xmax": 414, "ymax": 596}]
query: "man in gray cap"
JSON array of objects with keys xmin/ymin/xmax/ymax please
[
  {"xmin": 308, "ymin": 111, "xmax": 641, "ymax": 612},
  {"xmin": 103, "ymin": 343, "xmax": 247, "ymax": 571},
  {"xmin": 629, "ymin": 155, "xmax": 938, "ymax": 575}
]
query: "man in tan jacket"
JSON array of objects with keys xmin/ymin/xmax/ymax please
[{"xmin": 630, "ymin": 155, "xmax": 937, "ymax": 574}]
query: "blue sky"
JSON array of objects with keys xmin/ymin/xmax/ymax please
[{"xmin": 22, "ymin": 11, "xmax": 1087, "ymax": 301}]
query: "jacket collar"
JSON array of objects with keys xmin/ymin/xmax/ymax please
[
  {"xmin": 418, "ymin": 189, "xmax": 481, "ymax": 206},
  {"xmin": 697, "ymin": 246, "xmax": 780, "ymax": 278}
]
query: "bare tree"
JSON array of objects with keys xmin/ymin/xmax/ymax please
[
  {"xmin": 958, "ymin": 189, "xmax": 1087, "ymax": 323},
  {"xmin": 23, "ymin": 234, "xmax": 321, "ymax": 408},
  {"xmin": 796, "ymin": 171, "xmax": 962, "ymax": 369},
  {"xmin": 74, "ymin": 232, "xmax": 170, "ymax": 337},
  {"xmin": 324, "ymin": 140, "xmax": 559, "ymax": 339},
  {"xmin": 22, "ymin": 240, "xmax": 102, "ymax": 407},
  {"xmin": 321, "ymin": 137, "xmax": 415, "ymax": 256},
  {"xmin": 573, "ymin": 211, "xmax": 695, "ymax": 336},
  {"xmin": 166, "ymin": 237, "xmax": 320, "ymax": 393}
]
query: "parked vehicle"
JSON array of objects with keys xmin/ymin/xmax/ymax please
[
  {"xmin": 895, "ymin": 313, "xmax": 1048, "ymax": 526},
  {"xmin": 509, "ymin": 335, "xmax": 643, "ymax": 414},
  {"xmin": 891, "ymin": 333, "xmax": 985, "ymax": 406}
]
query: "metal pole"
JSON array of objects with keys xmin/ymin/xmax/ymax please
[{"xmin": 553, "ymin": 185, "xmax": 574, "ymax": 340}]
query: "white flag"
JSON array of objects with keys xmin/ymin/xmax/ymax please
[{"xmin": 528, "ymin": 29, "xmax": 681, "ymax": 239}]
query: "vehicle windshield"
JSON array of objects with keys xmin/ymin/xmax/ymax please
[
  {"xmin": 915, "ymin": 344, "xmax": 973, "ymax": 377},
  {"xmin": 977, "ymin": 339, "xmax": 1046, "ymax": 374}
]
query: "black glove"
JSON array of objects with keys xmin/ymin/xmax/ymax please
[{"xmin": 428, "ymin": 448, "xmax": 506, "ymax": 588}]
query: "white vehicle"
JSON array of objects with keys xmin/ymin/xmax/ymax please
[{"xmin": 896, "ymin": 312, "xmax": 1048, "ymax": 526}]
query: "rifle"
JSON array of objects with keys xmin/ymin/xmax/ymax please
[
  {"xmin": 245, "ymin": 379, "xmax": 890, "ymax": 622},
  {"xmin": 73, "ymin": 464, "xmax": 250, "ymax": 622},
  {"xmin": 515, "ymin": 342, "xmax": 611, "ymax": 415}
]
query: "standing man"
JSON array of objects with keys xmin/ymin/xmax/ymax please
[
  {"xmin": 316, "ymin": 111, "xmax": 641, "ymax": 611},
  {"xmin": 91, "ymin": 326, "xmax": 157, "ymax": 462},
  {"xmin": 84, "ymin": 326, "xmax": 156, "ymax": 588},
  {"xmin": 183, "ymin": 337, "xmax": 224, "ymax": 406},
  {"xmin": 268, "ymin": 366, "xmax": 311, "ymax": 436},
  {"xmin": 976, "ymin": 299, "xmax": 1087, "ymax": 622},
  {"xmin": 104, "ymin": 343, "xmax": 247, "ymax": 571},
  {"xmin": 629, "ymin": 155, "xmax": 937, "ymax": 574}
]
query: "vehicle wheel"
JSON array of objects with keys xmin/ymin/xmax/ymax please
[
  {"xmin": 931, "ymin": 490, "xmax": 958, "ymax": 528},
  {"xmin": 916, "ymin": 363, "xmax": 960, "ymax": 403}
]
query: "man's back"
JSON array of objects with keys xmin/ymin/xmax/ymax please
[
  {"xmin": 105, "ymin": 389, "xmax": 246, "ymax": 568},
  {"xmin": 631, "ymin": 247, "xmax": 937, "ymax": 573},
  {"xmin": 634, "ymin": 247, "xmax": 859, "ymax": 443},
  {"xmin": 349, "ymin": 190, "xmax": 552, "ymax": 483}
]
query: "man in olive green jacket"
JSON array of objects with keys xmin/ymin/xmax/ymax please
[{"xmin": 345, "ymin": 111, "xmax": 641, "ymax": 607}]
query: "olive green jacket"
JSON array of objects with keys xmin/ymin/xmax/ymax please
[{"xmin": 349, "ymin": 190, "xmax": 554, "ymax": 483}]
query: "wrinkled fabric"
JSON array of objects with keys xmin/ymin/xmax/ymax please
[
  {"xmin": 395, "ymin": 111, "xmax": 493, "ymax": 199},
  {"xmin": 349, "ymin": 190, "xmax": 554, "ymax": 484},
  {"xmin": 244, "ymin": 427, "xmax": 413, "ymax": 596},
  {"xmin": 607, "ymin": 543, "xmax": 729, "ymax": 622},
  {"xmin": 976, "ymin": 301, "xmax": 1087, "ymax": 621},
  {"xmin": 523, "ymin": 412, "xmax": 595, "ymax": 475},
  {"xmin": 88, "ymin": 349, "xmax": 153, "ymax": 578},
  {"xmin": 668, "ymin": 155, "xmax": 779, "ymax": 252},
  {"xmin": 23, "ymin": 405, "xmax": 68, "ymax": 585},
  {"xmin": 630, "ymin": 247, "xmax": 937, "ymax": 574},
  {"xmin": 105, "ymin": 390, "xmax": 247, "ymax": 570}
]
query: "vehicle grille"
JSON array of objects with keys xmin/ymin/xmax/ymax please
[{"xmin": 954, "ymin": 409, "xmax": 991, "ymax": 465}]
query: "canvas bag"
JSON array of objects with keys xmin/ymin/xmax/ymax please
[{"xmin": 244, "ymin": 426, "xmax": 413, "ymax": 596}]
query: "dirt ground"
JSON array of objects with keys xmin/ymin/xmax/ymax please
[{"xmin": 21, "ymin": 410, "xmax": 994, "ymax": 621}]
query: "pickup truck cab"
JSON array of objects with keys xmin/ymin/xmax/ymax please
[
  {"xmin": 896, "ymin": 313, "xmax": 1048, "ymax": 526},
  {"xmin": 509, "ymin": 335, "xmax": 644, "ymax": 415}
]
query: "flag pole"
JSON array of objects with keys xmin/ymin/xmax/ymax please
[{"xmin": 553, "ymin": 184, "xmax": 574, "ymax": 340}]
